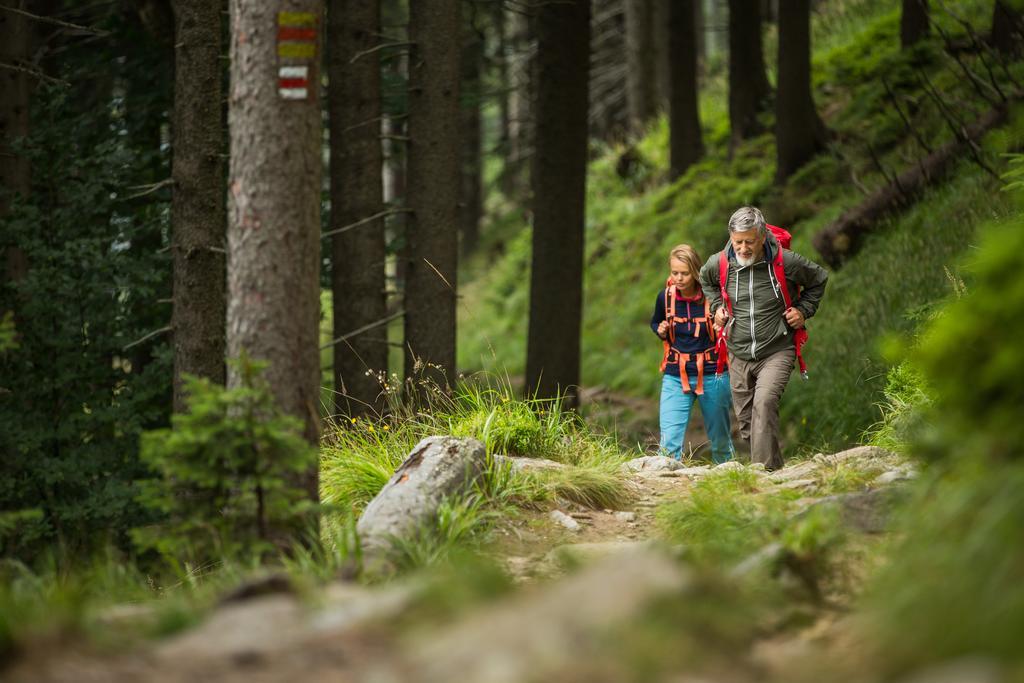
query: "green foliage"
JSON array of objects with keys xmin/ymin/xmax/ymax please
[
  {"xmin": 814, "ymin": 460, "xmax": 877, "ymax": 494},
  {"xmin": 657, "ymin": 469, "xmax": 783, "ymax": 565},
  {"xmin": 914, "ymin": 214, "xmax": 1024, "ymax": 459},
  {"xmin": 0, "ymin": 82, "xmax": 172, "ymax": 561},
  {"xmin": 0, "ymin": 549, "xmax": 156, "ymax": 661},
  {"xmin": 388, "ymin": 494, "xmax": 498, "ymax": 572},
  {"xmin": 0, "ymin": 311, "xmax": 16, "ymax": 352},
  {"xmin": 657, "ymin": 467, "xmax": 850, "ymax": 591},
  {"xmin": 865, "ymin": 457, "xmax": 1024, "ymax": 672},
  {"xmin": 864, "ymin": 361, "xmax": 932, "ymax": 453},
  {"xmin": 862, "ymin": 205, "xmax": 1024, "ymax": 671},
  {"xmin": 320, "ymin": 375, "xmax": 632, "ymax": 519},
  {"xmin": 133, "ymin": 356, "xmax": 316, "ymax": 566}
]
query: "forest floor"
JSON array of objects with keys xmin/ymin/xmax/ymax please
[{"xmin": 5, "ymin": 443, "xmax": 914, "ymax": 683}]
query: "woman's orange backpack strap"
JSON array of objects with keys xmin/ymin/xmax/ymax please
[{"xmin": 659, "ymin": 284, "xmax": 676, "ymax": 372}]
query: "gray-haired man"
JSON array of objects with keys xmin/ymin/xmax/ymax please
[{"xmin": 699, "ymin": 206, "xmax": 828, "ymax": 470}]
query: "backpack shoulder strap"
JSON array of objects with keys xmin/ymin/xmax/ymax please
[
  {"xmin": 717, "ymin": 250, "xmax": 732, "ymax": 315},
  {"xmin": 772, "ymin": 247, "xmax": 793, "ymax": 309},
  {"xmin": 775, "ymin": 249, "xmax": 810, "ymax": 379}
]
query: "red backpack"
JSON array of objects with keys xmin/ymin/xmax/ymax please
[{"xmin": 715, "ymin": 224, "xmax": 809, "ymax": 379}]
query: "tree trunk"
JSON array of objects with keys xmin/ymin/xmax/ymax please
[
  {"xmin": 728, "ymin": 0, "xmax": 772, "ymax": 148},
  {"xmin": 900, "ymin": 0, "xmax": 929, "ymax": 49},
  {"xmin": 404, "ymin": 0, "xmax": 461, "ymax": 390},
  {"xmin": 992, "ymin": 1, "xmax": 1024, "ymax": 55},
  {"xmin": 493, "ymin": 0, "xmax": 511, "ymax": 165},
  {"xmin": 328, "ymin": 0, "xmax": 387, "ymax": 418},
  {"xmin": 706, "ymin": 0, "xmax": 726, "ymax": 58},
  {"xmin": 526, "ymin": 0, "xmax": 590, "ymax": 405},
  {"xmin": 694, "ymin": 0, "xmax": 705, "ymax": 70},
  {"xmin": 1, "ymin": 0, "xmax": 32, "ymax": 286},
  {"xmin": 227, "ymin": 0, "xmax": 323, "ymax": 497},
  {"xmin": 170, "ymin": 0, "xmax": 226, "ymax": 413},
  {"xmin": 505, "ymin": 7, "xmax": 533, "ymax": 200},
  {"xmin": 589, "ymin": 0, "xmax": 628, "ymax": 141},
  {"xmin": 625, "ymin": 0, "xmax": 657, "ymax": 134},
  {"xmin": 460, "ymin": 21, "xmax": 482, "ymax": 255},
  {"xmin": 669, "ymin": 0, "xmax": 703, "ymax": 180},
  {"xmin": 653, "ymin": 0, "xmax": 670, "ymax": 112},
  {"xmin": 774, "ymin": 0, "xmax": 827, "ymax": 184}
]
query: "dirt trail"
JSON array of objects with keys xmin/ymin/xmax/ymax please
[{"xmin": 5, "ymin": 448, "xmax": 910, "ymax": 683}]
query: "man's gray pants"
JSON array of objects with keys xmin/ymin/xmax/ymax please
[{"xmin": 727, "ymin": 348, "xmax": 795, "ymax": 471}]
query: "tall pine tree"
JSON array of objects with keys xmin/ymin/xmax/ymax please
[
  {"xmin": 227, "ymin": 1, "xmax": 323, "ymax": 499},
  {"xmin": 328, "ymin": 0, "xmax": 387, "ymax": 418},
  {"xmin": 404, "ymin": 0, "xmax": 461, "ymax": 390},
  {"xmin": 525, "ymin": 0, "xmax": 590, "ymax": 404}
]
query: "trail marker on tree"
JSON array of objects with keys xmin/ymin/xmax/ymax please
[{"xmin": 277, "ymin": 12, "xmax": 316, "ymax": 100}]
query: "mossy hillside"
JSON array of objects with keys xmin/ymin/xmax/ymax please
[{"xmin": 459, "ymin": 1, "xmax": 1024, "ymax": 454}]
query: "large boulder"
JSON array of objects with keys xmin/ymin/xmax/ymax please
[{"xmin": 357, "ymin": 436, "xmax": 487, "ymax": 561}]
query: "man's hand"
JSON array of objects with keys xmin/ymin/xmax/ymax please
[
  {"xmin": 657, "ymin": 320, "xmax": 670, "ymax": 338},
  {"xmin": 713, "ymin": 307, "xmax": 728, "ymax": 332},
  {"xmin": 784, "ymin": 307, "xmax": 806, "ymax": 329}
]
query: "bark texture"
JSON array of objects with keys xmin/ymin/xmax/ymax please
[
  {"xmin": 505, "ymin": 7, "xmax": 533, "ymax": 199},
  {"xmin": 404, "ymin": 0, "xmax": 461, "ymax": 389},
  {"xmin": 526, "ymin": 0, "xmax": 590, "ymax": 404},
  {"xmin": 170, "ymin": 0, "xmax": 227, "ymax": 412},
  {"xmin": 625, "ymin": 0, "xmax": 658, "ymax": 134},
  {"xmin": 668, "ymin": 0, "xmax": 703, "ymax": 179},
  {"xmin": 900, "ymin": 0, "xmax": 929, "ymax": 49},
  {"xmin": 589, "ymin": 0, "xmax": 628, "ymax": 141},
  {"xmin": 774, "ymin": 0, "xmax": 827, "ymax": 184},
  {"xmin": 328, "ymin": 0, "xmax": 387, "ymax": 418},
  {"xmin": 227, "ymin": 0, "xmax": 323, "ymax": 488},
  {"xmin": 728, "ymin": 0, "xmax": 772, "ymax": 148},
  {"xmin": 460, "ymin": 22, "xmax": 482, "ymax": 255},
  {"xmin": 1, "ymin": 0, "xmax": 32, "ymax": 285}
]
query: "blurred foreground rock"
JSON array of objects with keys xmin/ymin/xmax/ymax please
[{"xmin": 377, "ymin": 544, "xmax": 691, "ymax": 683}]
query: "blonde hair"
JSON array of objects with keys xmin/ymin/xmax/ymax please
[{"xmin": 668, "ymin": 243, "xmax": 702, "ymax": 276}]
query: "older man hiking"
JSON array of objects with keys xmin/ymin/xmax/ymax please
[{"xmin": 699, "ymin": 206, "xmax": 828, "ymax": 471}]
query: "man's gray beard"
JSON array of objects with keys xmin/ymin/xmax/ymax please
[{"xmin": 736, "ymin": 254, "xmax": 755, "ymax": 267}]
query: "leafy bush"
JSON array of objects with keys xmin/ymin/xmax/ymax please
[
  {"xmin": 133, "ymin": 356, "xmax": 316, "ymax": 566},
  {"xmin": 863, "ymin": 361, "xmax": 932, "ymax": 453},
  {"xmin": 864, "ymin": 208, "xmax": 1024, "ymax": 672}
]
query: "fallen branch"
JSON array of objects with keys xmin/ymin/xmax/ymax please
[
  {"xmin": 0, "ymin": 61, "xmax": 69, "ymax": 87},
  {"xmin": 0, "ymin": 5, "xmax": 109, "ymax": 36},
  {"xmin": 124, "ymin": 325, "xmax": 173, "ymax": 351},
  {"xmin": 349, "ymin": 41, "xmax": 414, "ymax": 64},
  {"xmin": 320, "ymin": 310, "xmax": 405, "ymax": 350},
  {"xmin": 125, "ymin": 178, "xmax": 174, "ymax": 199},
  {"xmin": 813, "ymin": 104, "xmax": 1009, "ymax": 269},
  {"xmin": 321, "ymin": 207, "xmax": 412, "ymax": 239}
]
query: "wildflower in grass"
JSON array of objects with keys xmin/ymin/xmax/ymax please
[{"xmin": 368, "ymin": 425, "xmax": 376, "ymax": 433}]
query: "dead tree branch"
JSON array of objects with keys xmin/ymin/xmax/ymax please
[
  {"xmin": 814, "ymin": 105, "xmax": 1008, "ymax": 269},
  {"xmin": 321, "ymin": 207, "xmax": 412, "ymax": 239}
]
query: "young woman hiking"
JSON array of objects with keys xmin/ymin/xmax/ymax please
[{"xmin": 650, "ymin": 244, "xmax": 735, "ymax": 463}]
